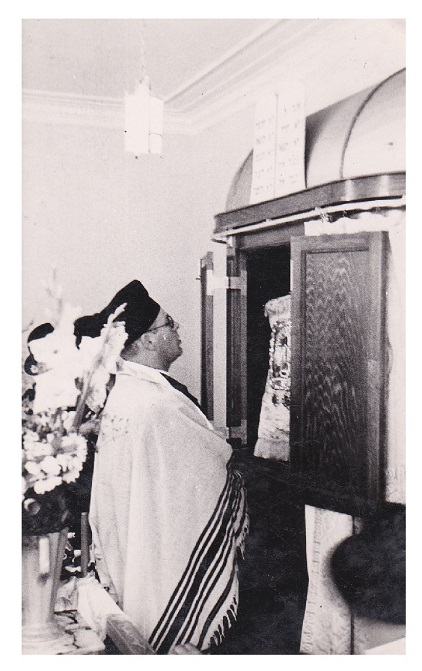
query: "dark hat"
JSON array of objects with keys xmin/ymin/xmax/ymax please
[
  {"xmin": 24, "ymin": 323, "xmax": 55, "ymax": 375},
  {"xmin": 73, "ymin": 280, "xmax": 161, "ymax": 347}
]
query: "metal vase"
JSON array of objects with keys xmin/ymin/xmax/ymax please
[{"xmin": 22, "ymin": 527, "xmax": 70, "ymax": 654}]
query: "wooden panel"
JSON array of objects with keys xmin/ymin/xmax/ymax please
[
  {"xmin": 290, "ymin": 232, "xmax": 387, "ymax": 512},
  {"xmin": 214, "ymin": 172, "xmax": 405, "ymax": 234},
  {"xmin": 238, "ymin": 222, "xmax": 304, "ymax": 250},
  {"xmin": 200, "ymin": 252, "xmax": 214, "ymax": 420},
  {"xmin": 226, "ymin": 241, "xmax": 247, "ymax": 445}
]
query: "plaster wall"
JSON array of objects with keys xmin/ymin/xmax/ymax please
[{"xmin": 22, "ymin": 105, "xmax": 254, "ymax": 400}]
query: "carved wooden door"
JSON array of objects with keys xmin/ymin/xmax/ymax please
[{"xmin": 290, "ymin": 231, "xmax": 388, "ymax": 512}]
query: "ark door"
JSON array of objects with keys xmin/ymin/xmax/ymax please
[
  {"xmin": 289, "ymin": 231, "xmax": 388, "ymax": 512},
  {"xmin": 224, "ymin": 241, "xmax": 292, "ymax": 449},
  {"xmin": 199, "ymin": 244, "xmax": 291, "ymax": 448}
]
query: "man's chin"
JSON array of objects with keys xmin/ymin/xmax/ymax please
[{"xmin": 170, "ymin": 347, "xmax": 183, "ymax": 363}]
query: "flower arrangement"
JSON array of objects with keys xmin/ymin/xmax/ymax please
[{"xmin": 22, "ymin": 275, "xmax": 128, "ymax": 536}]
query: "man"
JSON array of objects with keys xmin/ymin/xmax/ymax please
[{"xmin": 74, "ymin": 280, "xmax": 248, "ymax": 654}]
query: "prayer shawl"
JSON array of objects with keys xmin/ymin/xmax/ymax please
[{"xmin": 89, "ymin": 360, "xmax": 248, "ymax": 653}]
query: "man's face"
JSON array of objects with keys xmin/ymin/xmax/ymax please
[{"xmin": 150, "ymin": 308, "xmax": 183, "ymax": 366}]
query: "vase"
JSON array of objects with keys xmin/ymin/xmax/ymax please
[{"xmin": 22, "ymin": 527, "xmax": 72, "ymax": 654}]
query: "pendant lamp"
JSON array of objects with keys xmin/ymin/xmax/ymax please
[{"xmin": 124, "ymin": 22, "xmax": 163, "ymax": 157}]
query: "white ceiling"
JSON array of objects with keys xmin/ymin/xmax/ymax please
[
  {"xmin": 22, "ymin": 19, "xmax": 272, "ymax": 99},
  {"xmin": 22, "ymin": 18, "xmax": 406, "ymax": 135}
]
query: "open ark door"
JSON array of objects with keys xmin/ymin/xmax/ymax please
[
  {"xmin": 199, "ymin": 243, "xmax": 248, "ymax": 440},
  {"xmin": 289, "ymin": 231, "xmax": 388, "ymax": 514},
  {"xmin": 224, "ymin": 234, "xmax": 292, "ymax": 450}
]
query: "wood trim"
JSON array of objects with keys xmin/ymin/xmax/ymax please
[
  {"xmin": 239, "ymin": 253, "xmax": 248, "ymax": 442},
  {"xmin": 366, "ymin": 232, "xmax": 388, "ymax": 500},
  {"xmin": 214, "ymin": 173, "xmax": 406, "ymax": 234},
  {"xmin": 237, "ymin": 222, "xmax": 305, "ymax": 250},
  {"xmin": 226, "ymin": 244, "xmax": 240, "ymax": 429},
  {"xmin": 226, "ymin": 241, "xmax": 248, "ymax": 444},
  {"xmin": 200, "ymin": 253, "xmax": 214, "ymax": 420}
]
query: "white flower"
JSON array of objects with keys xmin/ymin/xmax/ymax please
[
  {"xmin": 85, "ymin": 365, "xmax": 109, "ymax": 413},
  {"xmin": 28, "ymin": 307, "xmax": 81, "ymax": 372},
  {"xmin": 62, "ymin": 411, "xmax": 76, "ymax": 432},
  {"xmin": 22, "ymin": 289, "xmax": 117, "ymax": 502},
  {"xmin": 71, "ymin": 456, "xmax": 83, "ymax": 472},
  {"xmin": 55, "ymin": 453, "xmax": 71, "ymax": 469},
  {"xmin": 56, "ymin": 303, "xmax": 82, "ymax": 333},
  {"xmin": 25, "ymin": 461, "xmax": 42, "ymax": 475},
  {"xmin": 40, "ymin": 455, "xmax": 61, "ymax": 476},
  {"xmin": 23, "ymin": 430, "xmax": 39, "ymax": 445},
  {"xmin": 62, "ymin": 471, "xmax": 78, "ymax": 484},
  {"xmin": 101, "ymin": 322, "xmax": 128, "ymax": 373},
  {"xmin": 78, "ymin": 335, "xmax": 103, "ymax": 374},
  {"xmin": 34, "ymin": 475, "xmax": 62, "ymax": 494},
  {"xmin": 32, "ymin": 369, "xmax": 80, "ymax": 413},
  {"xmin": 24, "ymin": 441, "xmax": 53, "ymax": 458},
  {"xmin": 27, "ymin": 332, "xmax": 57, "ymax": 368},
  {"xmin": 76, "ymin": 438, "xmax": 88, "ymax": 462},
  {"xmin": 77, "ymin": 317, "xmax": 127, "ymax": 413},
  {"xmin": 37, "ymin": 413, "xmax": 53, "ymax": 428}
]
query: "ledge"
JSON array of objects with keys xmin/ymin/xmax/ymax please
[{"xmin": 214, "ymin": 173, "xmax": 406, "ymax": 236}]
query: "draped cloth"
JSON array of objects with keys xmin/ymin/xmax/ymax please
[
  {"xmin": 89, "ymin": 360, "xmax": 248, "ymax": 654},
  {"xmin": 300, "ymin": 507, "xmax": 356, "ymax": 655}
]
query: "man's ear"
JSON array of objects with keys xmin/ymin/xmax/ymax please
[{"xmin": 139, "ymin": 331, "xmax": 157, "ymax": 351}]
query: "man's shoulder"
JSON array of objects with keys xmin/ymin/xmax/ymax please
[
  {"xmin": 100, "ymin": 379, "xmax": 168, "ymax": 438},
  {"xmin": 113, "ymin": 371, "xmax": 166, "ymax": 401},
  {"xmin": 116, "ymin": 361, "xmax": 168, "ymax": 387}
]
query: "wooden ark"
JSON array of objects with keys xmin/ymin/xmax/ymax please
[{"xmin": 200, "ymin": 70, "xmax": 405, "ymax": 516}]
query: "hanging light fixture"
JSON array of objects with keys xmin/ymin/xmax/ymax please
[{"xmin": 124, "ymin": 21, "xmax": 163, "ymax": 157}]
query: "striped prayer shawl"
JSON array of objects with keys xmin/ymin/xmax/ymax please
[
  {"xmin": 150, "ymin": 464, "xmax": 248, "ymax": 653},
  {"xmin": 89, "ymin": 361, "xmax": 248, "ymax": 654}
]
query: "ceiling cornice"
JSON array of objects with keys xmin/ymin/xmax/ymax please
[
  {"xmin": 22, "ymin": 18, "xmax": 405, "ymax": 136},
  {"xmin": 22, "ymin": 90, "xmax": 123, "ymax": 129}
]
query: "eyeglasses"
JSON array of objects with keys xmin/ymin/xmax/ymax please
[{"xmin": 145, "ymin": 315, "xmax": 176, "ymax": 333}]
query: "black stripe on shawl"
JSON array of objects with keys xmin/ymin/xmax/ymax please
[
  {"xmin": 176, "ymin": 469, "xmax": 248, "ymax": 651},
  {"xmin": 173, "ymin": 482, "xmax": 242, "ymax": 641},
  {"xmin": 175, "ymin": 486, "xmax": 243, "ymax": 647},
  {"xmin": 195, "ymin": 474, "xmax": 248, "ymax": 651},
  {"xmin": 149, "ymin": 468, "xmax": 234, "ymax": 648},
  {"xmin": 196, "ymin": 555, "xmax": 238, "ymax": 649},
  {"xmin": 156, "ymin": 489, "xmax": 240, "ymax": 654},
  {"xmin": 152, "ymin": 469, "xmax": 244, "ymax": 653},
  {"xmin": 150, "ymin": 471, "xmax": 238, "ymax": 652}
]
